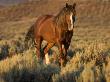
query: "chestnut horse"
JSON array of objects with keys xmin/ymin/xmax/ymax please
[{"xmin": 25, "ymin": 3, "xmax": 76, "ymax": 66}]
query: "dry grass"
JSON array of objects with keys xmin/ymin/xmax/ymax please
[{"xmin": 0, "ymin": 50, "xmax": 60, "ymax": 82}]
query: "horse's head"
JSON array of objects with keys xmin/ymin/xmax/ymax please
[{"xmin": 64, "ymin": 3, "xmax": 76, "ymax": 31}]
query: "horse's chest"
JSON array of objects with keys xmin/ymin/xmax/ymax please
[
  {"xmin": 62, "ymin": 31, "xmax": 73, "ymax": 41},
  {"xmin": 60, "ymin": 31, "xmax": 67, "ymax": 40}
]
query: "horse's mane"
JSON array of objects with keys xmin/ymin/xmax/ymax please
[{"xmin": 54, "ymin": 7, "xmax": 68, "ymax": 29}]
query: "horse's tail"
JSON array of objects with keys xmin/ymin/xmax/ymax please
[{"xmin": 24, "ymin": 25, "xmax": 35, "ymax": 49}]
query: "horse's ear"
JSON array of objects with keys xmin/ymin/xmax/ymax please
[
  {"xmin": 73, "ymin": 3, "xmax": 76, "ymax": 8},
  {"xmin": 66, "ymin": 3, "xmax": 69, "ymax": 8}
]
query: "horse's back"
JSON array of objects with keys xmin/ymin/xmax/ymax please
[
  {"xmin": 35, "ymin": 15, "xmax": 54, "ymax": 27},
  {"xmin": 34, "ymin": 15, "xmax": 56, "ymax": 42}
]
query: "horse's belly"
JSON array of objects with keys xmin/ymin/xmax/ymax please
[
  {"xmin": 43, "ymin": 33, "xmax": 55, "ymax": 43},
  {"xmin": 40, "ymin": 27, "xmax": 55, "ymax": 43}
]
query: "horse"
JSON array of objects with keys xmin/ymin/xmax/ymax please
[{"xmin": 25, "ymin": 3, "xmax": 76, "ymax": 67}]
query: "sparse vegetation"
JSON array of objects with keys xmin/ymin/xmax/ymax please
[{"xmin": 0, "ymin": 25, "xmax": 110, "ymax": 82}]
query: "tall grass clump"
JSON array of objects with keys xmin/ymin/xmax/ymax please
[{"xmin": 0, "ymin": 49, "xmax": 60, "ymax": 82}]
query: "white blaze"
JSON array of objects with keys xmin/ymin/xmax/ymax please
[{"xmin": 69, "ymin": 13, "xmax": 73, "ymax": 31}]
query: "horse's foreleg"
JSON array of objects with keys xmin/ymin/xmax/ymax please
[
  {"xmin": 57, "ymin": 42, "xmax": 63, "ymax": 56},
  {"xmin": 44, "ymin": 43, "xmax": 54, "ymax": 54},
  {"xmin": 44, "ymin": 43, "xmax": 54, "ymax": 64},
  {"xmin": 57, "ymin": 41, "xmax": 65, "ymax": 67},
  {"xmin": 62, "ymin": 44, "xmax": 67, "ymax": 56},
  {"xmin": 63, "ymin": 44, "xmax": 69, "ymax": 64}
]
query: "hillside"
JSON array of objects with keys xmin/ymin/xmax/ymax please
[
  {"xmin": 0, "ymin": 0, "xmax": 28, "ymax": 5},
  {"xmin": 0, "ymin": 0, "xmax": 110, "ymax": 40},
  {"xmin": 0, "ymin": 0, "xmax": 110, "ymax": 25}
]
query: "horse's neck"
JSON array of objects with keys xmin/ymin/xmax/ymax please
[{"xmin": 55, "ymin": 15, "xmax": 68, "ymax": 30}]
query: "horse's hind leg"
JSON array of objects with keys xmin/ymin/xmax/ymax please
[
  {"xmin": 35, "ymin": 37, "xmax": 42, "ymax": 61},
  {"xmin": 44, "ymin": 43, "xmax": 54, "ymax": 64}
]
